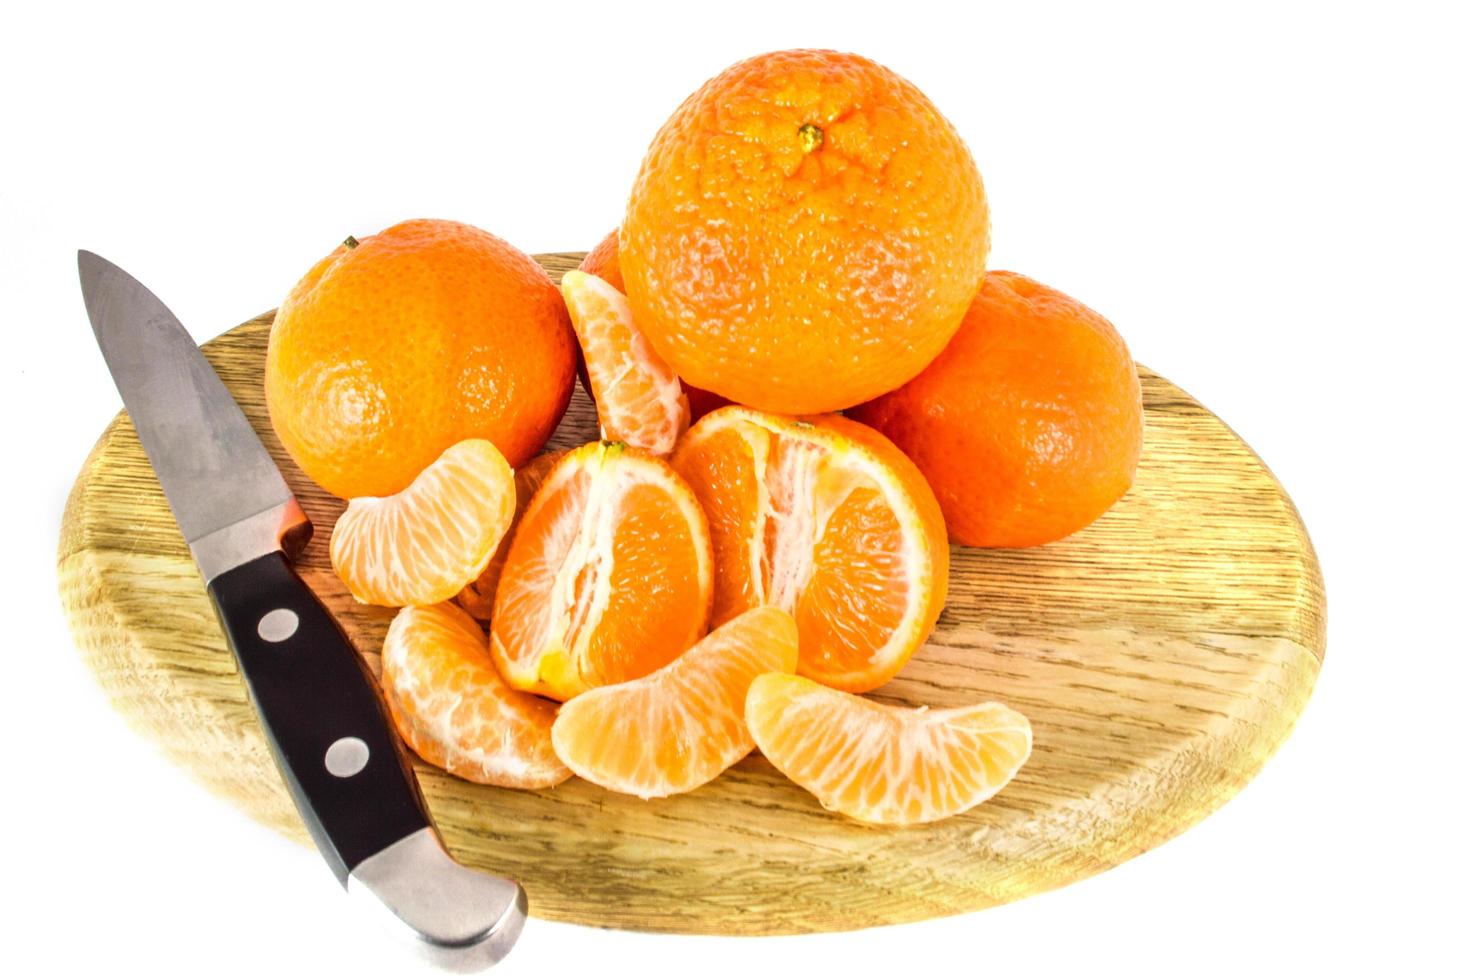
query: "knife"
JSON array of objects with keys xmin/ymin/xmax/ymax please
[{"xmin": 78, "ymin": 250, "xmax": 526, "ymax": 970}]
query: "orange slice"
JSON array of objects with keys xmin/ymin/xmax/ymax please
[
  {"xmin": 491, "ymin": 441, "xmax": 714, "ymax": 701},
  {"xmin": 746, "ymin": 673, "xmax": 1032, "ymax": 825},
  {"xmin": 551, "ymin": 606, "xmax": 798, "ymax": 798},
  {"xmin": 455, "ymin": 450, "xmax": 563, "ymax": 620},
  {"xmin": 381, "ymin": 603, "xmax": 570, "ymax": 789},
  {"xmin": 670, "ymin": 407, "xmax": 948, "ymax": 692},
  {"xmin": 331, "ymin": 439, "xmax": 515, "ymax": 607},
  {"xmin": 560, "ymin": 270, "xmax": 689, "ymax": 456}
]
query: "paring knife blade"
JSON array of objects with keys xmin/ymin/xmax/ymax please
[
  {"xmin": 78, "ymin": 250, "xmax": 526, "ymax": 971},
  {"xmin": 77, "ymin": 250, "xmax": 309, "ymax": 580}
]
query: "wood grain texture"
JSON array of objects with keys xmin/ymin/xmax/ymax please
[{"xmin": 57, "ymin": 251, "xmax": 1325, "ymax": 935}]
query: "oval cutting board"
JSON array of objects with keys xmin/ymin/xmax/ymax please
[{"xmin": 56, "ymin": 252, "xmax": 1325, "ymax": 935}]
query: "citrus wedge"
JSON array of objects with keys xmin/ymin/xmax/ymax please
[
  {"xmin": 551, "ymin": 606, "xmax": 798, "ymax": 798},
  {"xmin": 746, "ymin": 673, "xmax": 1032, "ymax": 825},
  {"xmin": 561, "ymin": 270, "xmax": 689, "ymax": 456},
  {"xmin": 456, "ymin": 450, "xmax": 563, "ymax": 620},
  {"xmin": 331, "ymin": 438, "xmax": 515, "ymax": 607},
  {"xmin": 670, "ymin": 407, "xmax": 948, "ymax": 692},
  {"xmin": 381, "ymin": 603, "xmax": 570, "ymax": 789},
  {"xmin": 491, "ymin": 441, "xmax": 714, "ymax": 701}
]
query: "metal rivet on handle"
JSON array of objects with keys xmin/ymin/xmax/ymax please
[
  {"xmin": 257, "ymin": 608, "xmax": 299, "ymax": 643},
  {"xmin": 325, "ymin": 736, "xmax": 370, "ymax": 778}
]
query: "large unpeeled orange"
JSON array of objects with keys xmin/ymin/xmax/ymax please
[
  {"xmin": 671, "ymin": 407, "xmax": 948, "ymax": 692},
  {"xmin": 331, "ymin": 439, "xmax": 515, "ymax": 608},
  {"xmin": 552, "ymin": 606, "xmax": 798, "ymax": 798},
  {"xmin": 491, "ymin": 441, "xmax": 714, "ymax": 701},
  {"xmin": 746, "ymin": 673, "xmax": 1032, "ymax": 825}
]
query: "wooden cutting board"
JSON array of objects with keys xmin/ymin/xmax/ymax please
[{"xmin": 57, "ymin": 251, "xmax": 1325, "ymax": 936}]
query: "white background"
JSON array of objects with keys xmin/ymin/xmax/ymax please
[{"xmin": 3, "ymin": 1, "xmax": 1470, "ymax": 977}]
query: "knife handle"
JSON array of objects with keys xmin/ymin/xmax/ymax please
[{"xmin": 206, "ymin": 550, "xmax": 430, "ymax": 883}]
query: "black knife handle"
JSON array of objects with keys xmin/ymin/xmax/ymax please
[{"xmin": 207, "ymin": 551, "xmax": 431, "ymax": 884}]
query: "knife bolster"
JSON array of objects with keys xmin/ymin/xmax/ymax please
[{"xmin": 191, "ymin": 499, "xmax": 311, "ymax": 583}]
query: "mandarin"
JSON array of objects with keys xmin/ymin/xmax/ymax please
[
  {"xmin": 851, "ymin": 271, "xmax": 1143, "ymax": 547},
  {"xmin": 266, "ymin": 218, "xmax": 575, "ymax": 499},
  {"xmin": 561, "ymin": 271, "xmax": 689, "ymax": 455},
  {"xmin": 491, "ymin": 441, "xmax": 714, "ymax": 701},
  {"xmin": 746, "ymin": 673, "xmax": 1032, "ymax": 825},
  {"xmin": 382, "ymin": 603, "xmax": 569, "ymax": 789},
  {"xmin": 622, "ymin": 50, "xmax": 990, "ymax": 413},
  {"xmin": 671, "ymin": 407, "xmax": 947, "ymax": 692},
  {"xmin": 330, "ymin": 439, "xmax": 515, "ymax": 608},
  {"xmin": 578, "ymin": 230, "xmax": 728, "ymax": 422},
  {"xmin": 551, "ymin": 606, "xmax": 798, "ymax": 798}
]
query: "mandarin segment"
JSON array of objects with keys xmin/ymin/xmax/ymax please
[
  {"xmin": 746, "ymin": 673, "xmax": 1032, "ymax": 825},
  {"xmin": 455, "ymin": 450, "xmax": 564, "ymax": 620},
  {"xmin": 381, "ymin": 603, "xmax": 569, "ymax": 789},
  {"xmin": 491, "ymin": 441, "xmax": 714, "ymax": 701},
  {"xmin": 671, "ymin": 407, "xmax": 947, "ymax": 692},
  {"xmin": 266, "ymin": 218, "xmax": 576, "ymax": 499},
  {"xmin": 852, "ymin": 271, "xmax": 1142, "ymax": 547},
  {"xmin": 552, "ymin": 606, "xmax": 798, "ymax": 798},
  {"xmin": 330, "ymin": 439, "xmax": 515, "ymax": 607},
  {"xmin": 578, "ymin": 230, "xmax": 729, "ymax": 422},
  {"xmin": 561, "ymin": 270, "xmax": 689, "ymax": 456},
  {"xmin": 622, "ymin": 50, "xmax": 990, "ymax": 413}
]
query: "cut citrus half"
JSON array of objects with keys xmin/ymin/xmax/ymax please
[
  {"xmin": 670, "ymin": 407, "xmax": 948, "ymax": 692},
  {"xmin": 381, "ymin": 603, "xmax": 570, "ymax": 789},
  {"xmin": 455, "ymin": 450, "xmax": 563, "ymax": 620},
  {"xmin": 551, "ymin": 606, "xmax": 798, "ymax": 798},
  {"xmin": 561, "ymin": 270, "xmax": 689, "ymax": 456},
  {"xmin": 330, "ymin": 439, "xmax": 515, "ymax": 607},
  {"xmin": 746, "ymin": 673, "xmax": 1032, "ymax": 825},
  {"xmin": 491, "ymin": 441, "xmax": 714, "ymax": 701}
]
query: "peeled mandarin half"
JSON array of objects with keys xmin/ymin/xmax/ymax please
[
  {"xmin": 491, "ymin": 441, "xmax": 714, "ymax": 701},
  {"xmin": 551, "ymin": 606, "xmax": 798, "ymax": 798},
  {"xmin": 561, "ymin": 270, "xmax": 689, "ymax": 456},
  {"xmin": 455, "ymin": 450, "xmax": 564, "ymax": 620},
  {"xmin": 746, "ymin": 673, "xmax": 1032, "ymax": 825},
  {"xmin": 330, "ymin": 439, "xmax": 515, "ymax": 607},
  {"xmin": 670, "ymin": 407, "xmax": 948, "ymax": 693},
  {"xmin": 381, "ymin": 603, "xmax": 569, "ymax": 789}
]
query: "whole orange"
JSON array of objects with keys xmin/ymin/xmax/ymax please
[
  {"xmin": 622, "ymin": 49, "xmax": 990, "ymax": 414},
  {"xmin": 266, "ymin": 219, "xmax": 576, "ymax": 499},
  {"xmin": 850, "ymin": 271, "xmax": 1143, "ymax": 548},
  {"xmin": 578, "ymin": 229, "xmax": 728, "ymax": 422}
]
